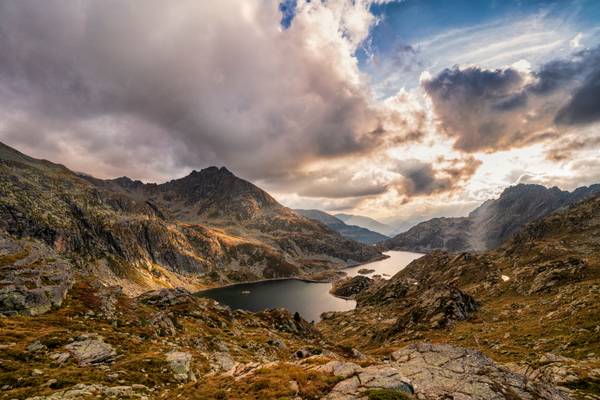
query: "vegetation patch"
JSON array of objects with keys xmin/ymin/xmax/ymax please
[{"xmin": 366, "ymin": 388, "xmax": 413, "ymax": 400}]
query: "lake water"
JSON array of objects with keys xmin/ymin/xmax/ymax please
[{"xmin": 197, "ymin": 251, "xmax": 422, "ymax": 322}]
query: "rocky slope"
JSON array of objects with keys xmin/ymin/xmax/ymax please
[
  {"xmin": 0, "ymin": 142, "xmax": 381, "ymax": 297},
  {"xmin": 0, "ymin": 283, "xmax": 573, "ymax": 400},
  {"xmin": 385, "ymin": 183, "xmax": 600, "ymax": 252},
  {"xmin": 295, "ymin": 209, "xmax": 389, "ymax": 244},
  {"xmin": 320, "ymin": 192, "xmax": 600, "ymax": 399}
]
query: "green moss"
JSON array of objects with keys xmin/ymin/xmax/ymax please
[
  {"xmin": 565, "ymin": 378, "xmax": 600, "ymax": 395},
  {"xmin": 366, "ymin": 389, "xmax": 413, "ymax": 400}
]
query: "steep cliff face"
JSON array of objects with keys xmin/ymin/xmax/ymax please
[
  {"xmin": 385, "ymin": 183, "xmax": 600, "ymax": 253},
  {"xmin": 0, "ymin": 142, "xmax": 381, "ymax": 295}
]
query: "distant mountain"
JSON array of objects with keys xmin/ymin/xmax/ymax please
[
  {"xmin": 334, "ymin": 213, "xmax": 395, "ymax": 236},
  {"xmin": 0, "ymin": 142, "xmax": 382, "ymax": 296},
  {"xmin": 295, "ymin": 209, "xmax": 389, "ymax": 245},
  {"xmin": 384, "ymin": 183, "xmax": 600, "ymax": 253}
]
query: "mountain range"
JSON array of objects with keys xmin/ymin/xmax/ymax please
[
  {"xmin": 334, "ymin": 213, "xmax": 396, "ymax": 236},
  {"xmin": 319, "ymin": 178, "xmax": 600, "ymax": 399},
  {"xmin": 384, "ymin": 183, "xmax": 600, "ymax": 253},
  {"xmin": 0, "ymin": 142, "xmax": 381, "ymax": 297},
  {"xmin": 1, "ymin": 141, "xmax": 599, "ymax": 399},
  {"xmin": 294, "ymin": 209, "xmax": 389, "ymax": 244}
]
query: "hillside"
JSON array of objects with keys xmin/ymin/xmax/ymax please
[
  {"xmin": 319, "ymin": 192, "xmax": 600, "ymax": 399},
  {"xmin": 1, "ymin": 141, "xmax": 590, "ymax": 398},
  {"xmin": 0, "ymin": 142, "xmax": 382, "ymax": 297},
  {"xmin": 385, "ymin": 183, "xmax": 600, "ymax": 252},
  {"xmin": 295, "ymin": 209, "xmax": 389, "ymax": 244}
]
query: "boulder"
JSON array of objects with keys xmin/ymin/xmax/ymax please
[
  {"xmin": 389, "ymin": 343, "xmax": 570, "ymax": 400},
  {"xmin": 166, "ymin": 351, "xmax": 195, "ymax": 382},
  {"xmin": 211, "ymin": 351, "xmax": 236, "ymax": 373},
  {"xmin": 64, "ymin": 336, "xmax": 116, "ymax": 365},
  {"xmin": 316, "ymin": 361, "xmax": 362, "ymax": 379}
]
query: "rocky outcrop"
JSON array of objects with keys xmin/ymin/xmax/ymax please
[
  {"xmin": 0, "ymin": 234, "xmax": 72, "ymax": 316},
  {"xmin": 389, "ymin": 343, "xmax": 570, "ymax": 400},
  {"xmin": 385, "ymin": 183, "xmax": 600, "ymax": 253},
  {"xmin": 64, "ymin": 334, "xmax": 116, "ymax": 365},
  {"xmin": 356, "ymin": 278, "xmax": 479, "ymax": 330},
  {"xmin": 322, "ymin": 343, "xmax": 570, "ymax": 399},
  {"xmin": 325, "ymin": 365, "xmax": 413, "ymax": 399},
  {"xmin": 508, "ymin": 352, "xmax": 600, "ymax": 389},
  {"xmin": 25, "ymin": 383, "xmax": 150, "ymax": 400},
  {"xmin": 166, "ymin": 351, "xmax": 195, "ymax": 382},
  {"xmin": 330, "ymin": 276, "xmax": 373, "ymax": 298},
  {"xmin": 388, "ymin": 285, "xmax": 479, "ymax": 333}
]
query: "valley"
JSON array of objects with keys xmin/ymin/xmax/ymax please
[
  {"xmin": 1, "ymin": 143, "xmax": 599, "ymax": 400},
  {"xmin": 2, "ymin": 2, "xmax": 600, "ymax": 399}
]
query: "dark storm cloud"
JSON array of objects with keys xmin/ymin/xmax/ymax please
[
  {"xmin": 422, "ymin": 66, "xmax": 525, "ymax": 152},
  {"xmin": 423, "ymin": 46, "xmax": 600, "ymax": 153},
  {"xmin": 394, "ymin": 156, "xmax": 481, "ymax": 197},
  {"xmin": 401, "ymin": 161, "xmax": 449, "ymax": 195},
  {"xmin": 555, "ymin": 69, "xmax": 600, "ymax": 125},
  {"xmin": 0, "ymin": 0, "xmax": 416, "ymax": 186}
]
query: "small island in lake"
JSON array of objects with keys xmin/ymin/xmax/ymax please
[{"xmin": 357, "ymin": 268, "xmax": 375, "ymax": 275}]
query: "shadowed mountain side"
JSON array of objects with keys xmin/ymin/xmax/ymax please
[
  {"xmin": 295, "ymin": 209, "xmax": 389, "ymax": 244},
  {"xmin": 0, "ymin": 142, "xmax": 382, "ymax": 296}
]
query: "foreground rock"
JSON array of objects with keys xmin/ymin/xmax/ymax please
[
  {"xmin": 26, "ymin": 383, "xmax": 149, "ymax": 400},
  {"xmin": 324, "ymin": 343, "xmax": 570, "ymax": 399},
  {"xmin": 325, "ymin": 364, "xmax": 413, "ymax": 399},
  {"xmin": 390, "ymin": 343, "xmax": 570, "ymax": 400}
]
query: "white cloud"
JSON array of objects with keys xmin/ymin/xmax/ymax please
[{"xmin": 570, "ymin": 32, "xmax": 583, "ymax": 48}]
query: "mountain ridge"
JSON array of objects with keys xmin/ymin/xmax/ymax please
[
  {"xmin": 334, "ymin": 213, "xmax": 395, "ymax": 236},
  {"xmin": 295, "ymin": 209, "xmax": 389, "ymax": 244},
  {"xmin": 0, "ymin": 142, "xmax": 382, "ymax": 296},
  {"xmin": 384, "ymin": 182, "xmax": 600, "ymax": 253}
]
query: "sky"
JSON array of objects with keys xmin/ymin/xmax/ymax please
[{"xmin": 0, "ymin": 0, "xmax": 599, "ymax": 226}]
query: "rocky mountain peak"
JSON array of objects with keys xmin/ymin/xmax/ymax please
[{"xmin": 157, "ymin": 166, "xmax": 281, "ymax": 220}]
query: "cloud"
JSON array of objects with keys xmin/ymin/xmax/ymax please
[
  {"xmin": 0, "ymin": 0, "xmax": 420, "ymax": 185},
  {"xmin": 261, "ymin": 166, "xmax": 390, "ymax": 200},
  {"xmin": 422, "ymin": 46, "xmax": 600, "ymax": 154},
  {"xmin": 546, "ymin": 131, "xmax": 600, "ymax": 162},
  {"xmin": 393, "ymin": 155, "xmax": 481, "ymax": 197},
  {"xmin": 555, "ymin": 68, "xmax": 600, "ymax": 125}
]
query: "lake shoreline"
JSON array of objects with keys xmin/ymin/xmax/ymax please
[
  {"xmin": 195, "ymin": 253, "xmax": 392, "ymax": 295},
  {"xmin": 196, "ymin": 251, "xmax": 423, "ymax": 322}
]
